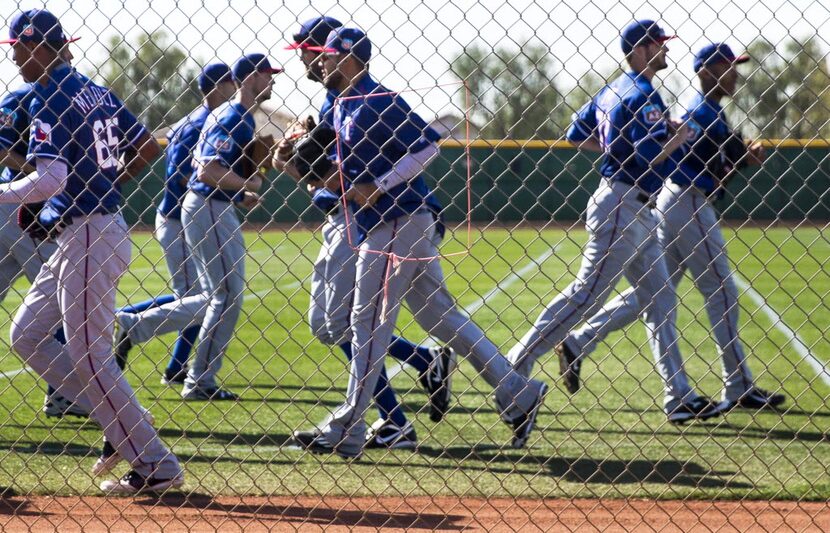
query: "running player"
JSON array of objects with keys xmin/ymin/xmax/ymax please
[
  {"xmin": 116, "ymin": 53, "xmax": 275, "ymax": 400},
  {"xmin": 115, "ymin": 62, "xmax": 236, "ymax": 386},
  {"xmin": 2, "ymin": 9, "xmax": 183, "ymax": 493},
  {"xmin": 279, "ymin": 16, "xmax": 455, "ymax": 448},
  {"xmin": 557, "ymin": 43, "xmax": 785, "ymax": 412},
  {"xmin": 290, "ymin": 27, "xmax": 547, "ymax": 458},
  {"xmin": 507, "ymin": 20, "xmax": 721, "ymax": 424}
]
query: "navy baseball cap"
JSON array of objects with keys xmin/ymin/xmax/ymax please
[
  {"xmin": 620, "ymin": 20, "xmax": 674, "ymax": 55},
  {"xmin": 307, "ymin": 27, "xmax": 372, "ymax": 64},
  {"xmin": 285, "ymin": 16, "xmax": 343, "ymax": 49},
  {"xmin": 0, "ymin": 9, "xmax": 80, "ymax": 45},
  {"xmin": 232, "ymin": 53, "xmax": 283, "ymax": 82},
  {"xmin": 198, "ymin": 63, "xmax": 232, "ymax": 94},
  {"xmin": 693, "ymin": 43, "xmax": 750, "ymax": 72}
]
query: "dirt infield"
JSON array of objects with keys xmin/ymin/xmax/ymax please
[{"xmin": 0, "ymin": 495, "xmax": 827, "ymax": 532}]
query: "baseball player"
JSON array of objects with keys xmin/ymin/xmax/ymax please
[
  {"xmin": 507, "ymin": 20, "xmax": 721, "ymax": 424},
  {"xmin": 116, "ymin": 53, "xmax": 276, "ymax": 400},
  {"xmin": 279, "ymin": 16, "xmax": 455, "ymax": 449},
  {"xmin": 290, "ymin": 27, "xmax": 548, "ymax": 459},
  {"xmin": 115, "ymin": 62, "xmax": 236, "ymax": 386},
  {"xmin": 2, "ymin": 9, "xmax": 183, "ymax": 494},
  {"xmin": 557, "ymin": 43, "xmax": 785, "ymax": 412}
]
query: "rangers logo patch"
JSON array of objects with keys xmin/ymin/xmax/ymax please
[
  {"xmin": 642, "ymin": 104, "xmax": 662, "ymax": 124},
  {"xmin": 21, "ymin": 24, "xmax": 34, "ymax": 37},
  {"xmin": 213, "ymin": 138, "xmax": 232, "ymax": 153},
  {"xmin": 341, "ymin": 38, "xmax": 353, "ymax": 50},
  {"xmin": 32, "ymin": 119, "xmax": 52, "ymax": 143}
]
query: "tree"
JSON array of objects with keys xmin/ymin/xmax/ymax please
[
  {"xmin": 94, "ymin": 30, "xmax": 201, "ymax": 132},
  {"xmin": 732, "ymin": 36, "xmax": 830, "ymax": 138},
  {"xmin": 450, "ymin": 42, "xmax": 570, "ymax": 139}
]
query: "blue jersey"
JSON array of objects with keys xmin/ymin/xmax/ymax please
[
  {"xmin": 670, "ymin": 92, "xmax": 732, "ymax": 194},
  {"xmin": 159, "ymin": 104, "xmax": 211, "ymax": 218},
  {"xmin": 333, "ymin": 74, "xmax": 441, "ymax": 231},
  {"xmin": 319, "ymin": 90, "xmax": 337, "ymax": 128},
  {"xmin": 0, "ymin": 83, "xmax": 36, "ymax": 183},
  {"xmin": 27, "ymin": 63, "xmax": 148, "ymax": 221},
  {"xmin": 190, "ymin": 101, "xmax": 254, "ymax": 203},
  {"xmin": 567, "ymin": 71, "xmax": 671, "ymax": 194}
]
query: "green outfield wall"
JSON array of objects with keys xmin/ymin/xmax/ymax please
[{"xmin": 121, "ymin": 139, "xmax": 830, "ymax": 225}]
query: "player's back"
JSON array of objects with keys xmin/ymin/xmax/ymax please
[
  {"xmin": 29, "ymin": 64, "xmax": 141, "ymax": 218},
  {"xmin": 0, "ymin": 82, "xmax": 36, "ymax": 182}
]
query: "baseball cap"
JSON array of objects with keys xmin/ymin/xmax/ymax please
[
  {"xmin": 285, "ymin": 16, "xmax": 343, "ymax": 49},
  {"xmin": 198, "ymin": 63, "xmax": 232, "ymax": 94},
  {"xmin": 232, "ymin": 53, "xmax": 283, "ymax": 82},
  {"xmin": 620, "ymin": 20, "xmax": 675, "ymax": 55},
  {"xmin": 0, "ymin": 9, "xmax": 80, "ymax": 45},
  {"xmin": 693, "ymin": 43, "xmax": 750, "ymax": 72},
  {"xmin": 307, "ymin": 27, "xmax": 372, "ymax": 64}
]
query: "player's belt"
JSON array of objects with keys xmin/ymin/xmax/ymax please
[{"xmin": 636, "ymin": 192, "xmax": 655, "ymax": 208}]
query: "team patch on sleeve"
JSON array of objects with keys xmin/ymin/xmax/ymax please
[
  {"xmin": 31, "ymin": 119, "xmax": 53, "ymax": 144},
  {"xmin": 213, "ymin": 137, "xmax": 232, "ymax": 153},
  {"xmin": 0, "ymin": 107, "xmax": 16, "ymax": 127},
  {"xmin": 641, "ymin": 104, "xmax": 663, "ymax": 124}
]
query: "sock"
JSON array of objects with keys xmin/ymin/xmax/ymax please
[
  {"xmin": 387, "ymin": 336, "xmax": 431, "ymax": 374},
  {"xmin": 167, "ymin": 325, "xmax": 200, "ymax": 374},
  {"xmin": 339, "ymin": 343, "xmax": 408, "ymax": 427},
  {"xmin": 117, "ymin": 294, "xmax": 177, "ymax": 314}
]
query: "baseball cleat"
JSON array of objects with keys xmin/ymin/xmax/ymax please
[
  {"xmin": 365, "ymin": 419, "xmax": 417, "ymax": 450},
  {"xmin": 43, "ymin": 393, "xmax": 88, "ymax": 419},
  {"xmin": 556, "ymin": 341, "xmax": 582, "ymax": 395},
  {"xmin": 100, "ymin": 469, "xmax": 184, "ymax": 495},
  {"xmin": 161, "ymin": 366, "xmax": 188, "ymax": 386},
  {"xmin": 290, "ymin": 429, "xmax": 361, "ymax": 459},
  {"xmin": 665, "ymin": 396, "xmax": 721, "ymax": 424},
  {"xmin": 113, "ymin": 319, "xmax": 132, "ymax": 371},
  {"xmin": 508, "ymin": 381, "xmax": 548, "ymax": 449},
  {"xmin": 91, "ymin": 407, "xmax": 155, "ymax": 477},
  {"xmin": 181, "ymin": 386, "xmax": 239, "ymax": 401},
  {"xmin": 718, "ymin": 387, "xmax": 786, "ymax": 412},
  {"xmin": 421, "ymin": 346, "xmax": 457, "ymax": 422}
]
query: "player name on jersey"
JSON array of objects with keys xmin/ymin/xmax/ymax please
[{"xmin": 72, "ymin": 84, "xmax": 119, "ymax": 115}]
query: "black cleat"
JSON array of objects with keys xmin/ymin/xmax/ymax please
[
  {"xmin": 43, "ymin": 393, "xmax": 88, "ymax": 419},
  {"xmin": 181, "ymin": 386, "xmax": 239, "ymax": 401},
  {"xmin": 365, "ymin": 419, "xmax": 417, "ymax": 449},
  {"xmin": 556, "ymin": 341, "xmax": 581, "ymax": 394},
  {"xmin": 420, "ymin": 346, "xmax": 457, "ymax": 422},
  {"xmin": 666, "ymin": 397, "xmax": 721, "ymax": 424},
  {"xmin": 508, "ymin": 381, "xmax": 548, "ymax": 449},
  {"xmin": 100, "ymin": 469, "xmax": 184, "ymax": 495},
  {"xmin": 161, "ymin": 367, "xmax": 188, "ymax": 386},
  {"xmin": 114, "ymin": 327, "xmax": 132, "ymax": 371},
  {"xmin": 290, "ymin": 429, "xmax": 361, "ymax": 459},
  {"xmin": 719, "ymin": 387, "xmax": 786, "ymax": 412}
]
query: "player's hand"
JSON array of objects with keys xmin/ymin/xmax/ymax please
[
  {"xmin": 746, "ymin": 141, "xmax": 766, "ymax": 165},
  {"xmin": 346, "ymin": 182, "xmax": 382, "ymax": 207},
  {"xmin": 284, "ymin": 119, "xmax": 310, "ymax": 142},
  {"xmin": 238, "ymin": 191, "xmax": 261, "ymax": 211},
  {"xmin": 306, "ymin": 178, "xmax": 323, "ymax": 194},
  {"xmin": 274, "ymin": 138, "xmax": 295, "ymax": 167}
]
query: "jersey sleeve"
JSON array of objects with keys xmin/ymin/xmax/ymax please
[
  {"xmin": 566, "ymin": 100, "xmax": 598, "ymax": 143},
  {"xmin": 111, "ymin": 93, "xmax": 149, "ymax": 149},
  {"xmin": 26, "ymin": 94, "xmax": 71, "ymax": 165},
  {"xmin": 629, "ymin": 95, "xmax": 670, "ymax": 166},
  {"xmin": 167, "ymin": 121, "xmax": 201, "ymax": 184},
  {"xmin": 195, "ymin": 111, "xmax": 252, "ymax": 170}
]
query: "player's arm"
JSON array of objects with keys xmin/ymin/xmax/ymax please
[
  {"xmin": 117, "ymin": 131, "xmax": 161, "ymax": 185},
  {"xmin": 196, "ymin": 160, "xmax": 262, "ymax": 192},
  {"xmin": 630, "ymin": 101, "xmax": 687, "ymax": 167},
  {"xmin": 565, "ymin": 100, "xmax": 603, "ymax": 153},
  {"xmin": 0, "ymin": 148, "xmax": 33, "ymax": 174},
  {"xmin": 0, "ymin": 157, "xmax": 67, "ymax": 204}
]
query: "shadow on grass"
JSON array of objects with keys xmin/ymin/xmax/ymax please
[
  {"xmin": 416, "ymin": 445, "xmax": 753, "ymax": 489},
  {"xmin": 136, "ymin": 492, "xmax": 466, "ymax": 530}
]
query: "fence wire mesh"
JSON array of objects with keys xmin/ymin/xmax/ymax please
[{"xmin": 0, "ymin": 1, "xmax": 828, "ymax": 531}]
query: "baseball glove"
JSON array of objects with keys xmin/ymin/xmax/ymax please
[
  {"xmin": 245, "ymin": 134, "xmax": 276, "ymax": 176},
  {"xmin": 293, "ymin": 126, "xmax": 336, "ymax": 183},
  {"xmin": 17, "ymin": 202, "xmax": 51, "ymax": 241}
]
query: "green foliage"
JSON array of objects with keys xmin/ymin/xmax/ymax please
[
  {"xmin": 93, "ymin": 30, "xmax": 201, "ymax": 131},
  {"xmin": 450, "ymin": 42, "xmax": 570, "ymax": 139}
]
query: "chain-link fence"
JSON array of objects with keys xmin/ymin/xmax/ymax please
[{"xmin": 0, "ymin": 1, "xmax": 828, "ymax": 531}]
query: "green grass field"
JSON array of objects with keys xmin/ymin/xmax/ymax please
[{"xmin": 0, "ymin": 225, "xmax": 827, "ymax": 500}]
